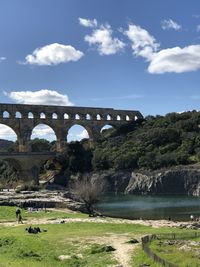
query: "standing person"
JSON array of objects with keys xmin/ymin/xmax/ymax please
[
  {"xmin": 18, "ymin": 213, "xmax": 23, "ymax": 224},
  {"xmin": 16, "ymin": 207, "xmax": 21, "ymax": 221}
]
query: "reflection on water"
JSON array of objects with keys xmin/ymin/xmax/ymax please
[{"xmin": 95, "ymin": 194, "xmax": 200, "ymax": 221}]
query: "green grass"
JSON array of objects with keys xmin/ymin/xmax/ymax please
[
  {"xmin": 0, "ymin": 223, "xmax": 120, "ymax": 267},
  {"xmin": 0, "ymin": 206, "xmax": 87, "ymax": 222},
  {"xmin": 132, "ymin": 245, "xmax": 162, "ymax": 267},
  {"xmin": 0, "ymin": 205, "xmax": 200, "ymax": 266},
  {"xmin": 0, "ymin": 221, "xmax": 196, "ymax": 267},
  {"xmin": 149, "ymin": 238, "xmax": 200, "ymax": 267}
]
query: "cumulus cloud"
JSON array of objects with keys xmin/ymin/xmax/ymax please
[
  {"xmin": 161, "ymin": 19, "xmax": 182, "ymax": 31},
  {"xmin": 68, "ymin": 129, "xmax": 89, "ymax": 142},
  {"xmin": 124, "ymin": 22, "xmax": 200, "ymax": 74},
  {"xmin": 85, "ymin": 24, "xmax": 125, "ymax": 55},
  {"xmin": 4, "ymin": 89, "xmax": 74, "ymax": 106},
  {"xmin": 31, "ymin": 124, "xmax": 56, "ymax": 141},
  {"xmin": 24, "ymin": 43, "xmax": 84, "ymax": 65},
  {"xmin": 79, "ymin": 18, "xmax": 97, "ymax": 28},
  {"xmin": 124, "ymin": 24, "xmax": 159, "ymax": 61},
  {"xmin": 148, "ymin": 45, "xmax": 200, "ymax": 74},
  {"xmin": 77, "ymin": 129, "xmax": 89, "ymax": 140}
]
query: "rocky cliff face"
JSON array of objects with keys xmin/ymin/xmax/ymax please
[{"xmin": 84, "ymin": 166, "xmax": 200, "ymax": 196}]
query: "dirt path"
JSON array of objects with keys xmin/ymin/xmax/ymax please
[
  {"xmin": 73, "ymin": 233, "xmax": 136, "ymax": 267},
  {"xmin": 103, "ymin": 234, "xmax": 135, "ymax": 267},
  {"xmin": 0, "ymin": 216, "xmax": 188, "ymax": 228}
]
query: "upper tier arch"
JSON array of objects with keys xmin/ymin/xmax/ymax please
[{"xmin": 0, "ymin": 103, "xmax": 143, "ymax": 152}]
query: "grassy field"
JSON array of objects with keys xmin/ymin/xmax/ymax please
[
  {"xmin": 0, "ymin": 206, "xmax": 199, "ymax": 267},
  {"xmin": 0, "ymin": 206, "xmax": 88, "ymax": 222},
  {"xmin": 149, "ymin": 238, "xmax": 200, "ymax": 267}
]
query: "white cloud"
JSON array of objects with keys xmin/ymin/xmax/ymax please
[
  {"xmin": 79, "ymin": 18, "xmax": 97, "ymax": 28},
  {"xmin": 124, "ymin": 23, "xmax": 200, "ymax": 74},
  {"xmin": 85, "ymin": 24, "xmax": 125, "ymax": 55},
  {"xmin": 31, "ymin": 124, "xmax": 56, "ymax": 141},
  {"xmin": 161, "ymin": 19, "xmax": 182, "ymax": 31},
  {"xmin": 77, "ymin": 129, "xmax": 89, "ymax": 140},
  {"xmin": 5, "ymin": 89, "xmax": 74, "ymax": 106},
  {"xmin": 24, "ymin": 43, "xmax": 84, "ymax": 65},
  {"xmin": 148, "ymin": 45, "xmax": 200, "ymax": 74},
  {"xmin": 67, "ymin": 126, "xmax": 89, "ymax": 142},
  {"xmin": 0, "ymin": 57, "xmax": 6, "ymax": 61},
  {"xmin": 0, "ymin": 124, "xmax": 17, "ymax": 141},
  {"xmin": 124, "ymin": 24, "xmax": 159, "ymax": 61}
]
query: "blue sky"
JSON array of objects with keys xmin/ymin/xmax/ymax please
[{"xmin": 1, "ymin": 0, "xmax": 200, "ymax": 141}]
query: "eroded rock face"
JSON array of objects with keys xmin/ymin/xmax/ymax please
[
  {"xmin": 130, "ymin": 167, "xmax": 200, "ymax": 196},
  {"xmin": 82, "ymin": 166, "xmax": 200, "ymax": 196}
]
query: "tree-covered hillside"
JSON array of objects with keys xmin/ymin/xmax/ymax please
[
  {"xmin": 43, "ymin": 110, "xmax": 200, "ymax": 176},
  {"xmin": 92, "ymin": 110, "xmax": 200, "ymax": 171}
]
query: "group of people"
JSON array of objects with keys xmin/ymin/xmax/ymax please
[{"xmin": 25, "ymin": 226, "xmax": 41, "ymax": 234}]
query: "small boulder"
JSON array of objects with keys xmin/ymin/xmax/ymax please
[
  {"xmin": 58, "ymin": 255, "xmax": 71, "ymax": 260},
  {"xmin": 127, "ymin": 238, "xmax": 139, "ymax": 244},
  {"xmin": 104, "ymin": 245, "xmax": 115, "ymax": 252}
]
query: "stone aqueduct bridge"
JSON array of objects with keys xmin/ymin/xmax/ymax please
[{"xmin": 0, "ymin": 103, "xmax": 143, "ymax": 181}]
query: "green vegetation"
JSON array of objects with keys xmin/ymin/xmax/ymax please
[
  {"xmin": 0, "ymin": 206, "xmax": 200, "ymax": 266},
  {"xmin": 149, "ymin": 238, "xmax": 200, "ymax": 267},
  {"xmin": 132, "ymin": 246, "xmax": 162, "ymax": 267},
  {"xmin": 47, "ymin": 110, "xmax": 200, "ymax": 177},
  {"xmin": 0, "ymin": 160, "xmax": 19, "ymax": 188},
  {"xmin": 0, "ymin": 206, "xmax": 87, "ymax": 222},
  {"xmin": 0, "ymin": 223, "xmax": 118, "ymax": 267},
  {"xmin": 92, "ymin": 111, "xmax": 200, "ymax": 171}
]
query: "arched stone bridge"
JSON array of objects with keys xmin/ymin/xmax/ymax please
[
  {"xmin": 0, "ymin": 103, "xmax": 143, "ymax": 182},
  {"xmin": 0, "ymin": 152, "xmax": 56, "ymax": 182},
  {"xmin": 0, "ymin": 103, "xmax": 143, "ymax": 152}
]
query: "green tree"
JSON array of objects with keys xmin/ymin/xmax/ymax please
[{"xmin": 29, "ymin": 138, "xmax": 51, "ymax": 152}]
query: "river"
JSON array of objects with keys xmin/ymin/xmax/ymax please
[{"xmin": 96, "ymin": 194, "xmax": 200, "ymax": 221}]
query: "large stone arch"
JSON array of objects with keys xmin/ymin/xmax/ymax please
[
  {"xmin": 31, "ymin": 123, "xmax": 57, "ymax": 140},
  {"xmin": 0, "ymin": 123, "xmax": 18, "ymax": 141},
  {"xmin": 0, "ymin": 154, "xmax": 53, "ymax": 184},
  {"xmin": 30, "ymin": 123, "xmax": 57, "ymax": 152},
  {"xmin": 100, "ymin": 124, "xmax": 115, "ymax": 133},
  {"xmin": 67, "ymin": 123, "xmax": 91, "ymax": 142},
  {"xmin": 1, "ymin": 158, "xmax": 41, "ymax": 184}
]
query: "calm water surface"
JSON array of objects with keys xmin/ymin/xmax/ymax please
[{"xmin": 96, "ymin": 194, "xmax": 200, "ymax": 221}]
